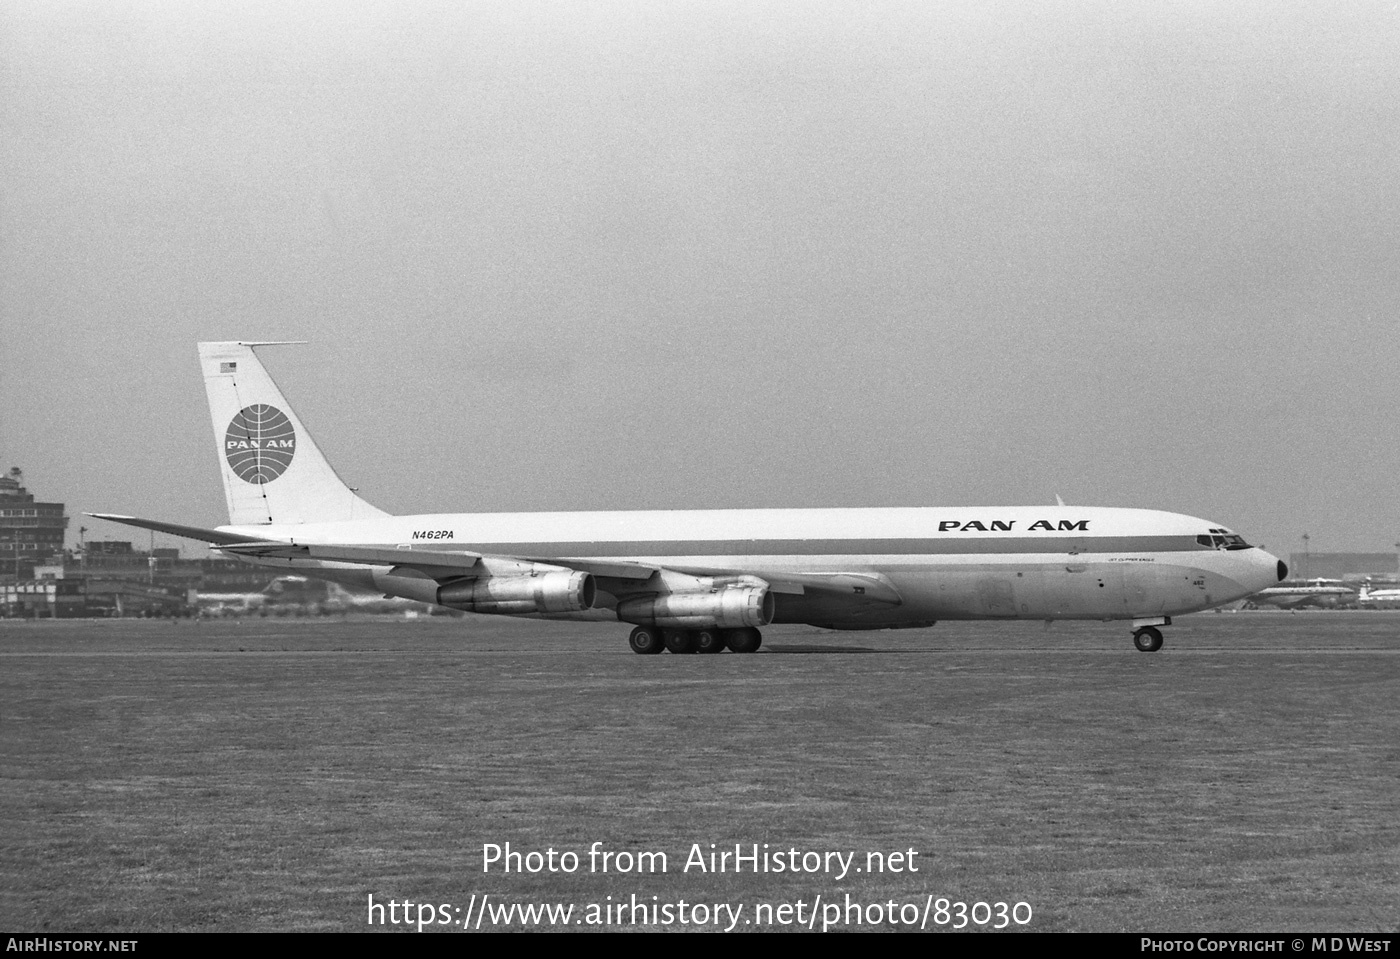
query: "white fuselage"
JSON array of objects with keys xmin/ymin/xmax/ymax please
[{"xmin": 219, "ymin": 505, "xmax": 1283, "ymax": 628}]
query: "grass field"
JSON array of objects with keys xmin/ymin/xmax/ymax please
[{"xmin": 2, "ymin": 611, "xmax": 1397, "ymax": 933}]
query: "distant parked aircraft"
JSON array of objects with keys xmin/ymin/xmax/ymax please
[
  {"xmin": 321, "ymin": 581, "xmax": 433, "ymax": 615},
  {"xmin": 1358, "ymin": 585, "xmax": 1400, "ymax": 608},
  {"xmin": 196, "ymin": 574, "xmax": 313, "ymax": 614},
  {"xmin": 1247, "ymin": 580, "xmax": 1357, "ymax": 609},
  {"xmin": 196, "ymin": 587, "xmax": 272, "ymax": 614}
]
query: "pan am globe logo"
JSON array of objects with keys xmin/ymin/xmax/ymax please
[{"xmin": 225, "ymin": 405, "xmax": 296, "ymax": 484}]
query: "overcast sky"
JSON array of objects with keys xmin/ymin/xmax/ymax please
[{"xmin": 2, "ymin": 0, "xmax": 1397, "ymax": 558}]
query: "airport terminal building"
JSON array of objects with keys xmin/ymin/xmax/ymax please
[
  {"xmin": 1288, "ymin": 552, "xmax": 1399, "ymax": 583},
  {"xmin": 0, "ymin": 466, "xmax": 273, "ymax": 617}
]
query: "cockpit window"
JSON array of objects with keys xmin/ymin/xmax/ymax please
[{"xmin": 1198, "ymin": 532, "xmax": 1251, "ymax": 550}]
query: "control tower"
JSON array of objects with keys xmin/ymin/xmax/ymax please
[{"xmin": 0, "ymin": 467, "xmax": 69, "ymax": 581}]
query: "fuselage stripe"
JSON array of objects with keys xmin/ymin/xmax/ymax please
[{"xmin": 372, "ymin": 535, "xmax": 1209, "ymax": 557}]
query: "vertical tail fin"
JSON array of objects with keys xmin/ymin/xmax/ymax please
[{"xmin": 198, "ymin": 341, "xmax": 388, "ymax": 526}]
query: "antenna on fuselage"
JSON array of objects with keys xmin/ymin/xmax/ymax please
[{"xmin": 1055, "ymin": 494, "xmax": 1067, "ymax": 507}]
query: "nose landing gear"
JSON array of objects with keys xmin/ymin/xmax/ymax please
[
  {"xmin": 1132, "ymin": 626, "xmax": 1163, "ymax": 652},
  {"xmin": 1130, "ymin": 617, "xmax": 1170, "ymax": 652}
]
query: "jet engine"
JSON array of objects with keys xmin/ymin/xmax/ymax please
[
  {"xmin": 437, "ymin": 570, "xmax": 596, "ymax": 614},
  {"xmin": 616, "ymin": 584, "xmax": 775, "ymax": 629},
  {"xmin": 370, "ymin": 566, "xmax": 595, "ymax": 614}
]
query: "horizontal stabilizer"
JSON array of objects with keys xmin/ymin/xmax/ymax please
[{"xmin": 85, "ymin": 513, "xmax": 277, "ymax": 547}]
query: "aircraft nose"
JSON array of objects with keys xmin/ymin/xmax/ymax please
[{"xmin": 1226, "ymin": 547, "xmax": 1286, "ymax": 599}]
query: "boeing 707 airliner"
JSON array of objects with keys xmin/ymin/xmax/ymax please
[{"xmin": 92, "ymin": 342, "xmax": 1286, "ymax": 654}]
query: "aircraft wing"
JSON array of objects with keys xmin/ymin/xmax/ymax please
[
  {"xmin": 218, "ymin": 541, "xmax": 662, "ymax": 586},
  {"xmin": 522, "ymin": 557, "xmax": 658, "ymax": 582},
  {"xmin": 218, "ymin": 543, "xmax": 901, "ymax": 605},
  {"xmin": 88, "ymin": 513, "xmax": 901, "ymax": 607},
  {"xmin": 215, "ymin": 541, "xmax": 476, "ymax": 581},
  {"xmin": 765, "ymin": 571, "xmax": 902, "ymax": 605},
  {"xmin": 87, "ymin": 514, "xmax": 662, "ymax": 585},
  {"xmin": 221, "ymin": 541, "xmax": 481, "ymax": 567}
]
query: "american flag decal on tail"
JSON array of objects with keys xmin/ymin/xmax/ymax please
[{"xmin": 220, "ymin": 362, "xmax": 237, "ymax": 373}]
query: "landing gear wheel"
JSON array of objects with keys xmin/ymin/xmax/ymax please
[
  {"xmin": 724, "ymin": 627, "xmax": 762, "ymax": 654},
  {"xmin": 1132, "ymin": 626, "xmax": 1164, "ymax": 653},
  {"xmin": 628, "ymin": 626, "xmax": 665, "ymax": 655},
  {"xmin": 663, "ymin": 629, "xmax": 697, "ymax": 654},
  {"xmin": 694, "ymin": 629, "xmax": 727, "ymax": 654}
]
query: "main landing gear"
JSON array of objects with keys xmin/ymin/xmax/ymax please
[
  {"xmin": 627, "ymin": 626, "xmax": 763, "ymax": 655},
  {"xmin": 1131, "ymin": 617, "xmax": 1170, "ymax": 652}
]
